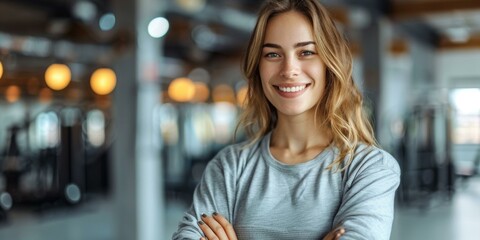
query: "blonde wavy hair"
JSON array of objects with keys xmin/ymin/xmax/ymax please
[{"xmin": 237, "ymin": 0, "xmax": 377, "ymax": 171}]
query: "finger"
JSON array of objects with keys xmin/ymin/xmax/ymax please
[
  {"xmin": 198, "ymin": 220, "xmax": 217, "ymax": 240},
  {"xmin": 212, "ymin": 212, "xmax": 237, "ymax": 240},
  {"xmin": 323, "ymin": 226, "xmax": 345, "ymax": 240},
  {"xmin": 335, "ymin": 232, "xmax": 341, "ymax": 240},
  {"xmin": 334, "ymin": 227, "xmax": 345, "ymax": 240},
  {"xmin": 323, "ymin": 230, "xmax": 336, "ymax": 240},
  {"xmin": 201, "ymin": 213, "xmax": 229, "ymax": 240}
]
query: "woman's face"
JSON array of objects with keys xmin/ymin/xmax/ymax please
[{"xmin": 259, "ymin": 11, "xmax": 326, "ymax": 118}]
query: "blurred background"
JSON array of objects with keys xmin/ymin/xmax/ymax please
[{"xmin": 0, "ymin": 0, "xmax": 479, "ymax": 239}]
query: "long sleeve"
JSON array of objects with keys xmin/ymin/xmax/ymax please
[
  {"xmin": 172, "ymin": 147, "xmax": 237, "ymax": 240},
  {"xmin": 332, "ymin": 149, "xmax": 401, "ymax": 240}
]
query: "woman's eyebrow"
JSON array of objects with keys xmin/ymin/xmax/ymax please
[
  {"xmin": 262, "ymin": 41, "xmax": 316, "ymax": 49},
  {"xmin": 263, "ymin": 43, "xmax": 281, "ymax": 49},
  {"xmin": 295, "ymin": 41, "xmax": 315, "ymax": 47}
]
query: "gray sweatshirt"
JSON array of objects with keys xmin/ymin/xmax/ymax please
[{"xmin": 172, "ymin": 132, "xmax": 400, "ymax": 240}]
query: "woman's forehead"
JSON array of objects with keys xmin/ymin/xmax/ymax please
[{"xmin": 263, "ymin": 11, "xmax": 314, "ymax": 46}]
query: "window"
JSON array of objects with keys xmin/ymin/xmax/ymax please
[{"xmin": 450, "ymin": 88, "xmax": 480, "ymax": 144}]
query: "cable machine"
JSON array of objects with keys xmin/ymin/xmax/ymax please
[{"xmin": 398, "ymin": 103, "xmax": 455, "ymax": 207}]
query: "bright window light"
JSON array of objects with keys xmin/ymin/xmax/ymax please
[
  {"xmin": 450, "ymin": 88, "xmax": 480, "ymax": 144},
  {"xmin": 451, "ymin": 88, "xmax": 480, "ymax": 114}
]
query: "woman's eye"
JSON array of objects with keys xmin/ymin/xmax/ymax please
[
  {"xmin": 265, "ymin": 52, "xmax": 280, "ymax": 58},
  {"xmin": 301, "ymin": 50, "xmax": 315, "ymax": 56}
]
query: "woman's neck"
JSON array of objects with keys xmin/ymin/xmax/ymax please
[{"xmin": 269, "ymin": 114, "xmax": 332, "ymax": 164}]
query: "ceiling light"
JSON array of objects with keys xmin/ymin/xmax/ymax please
[
  {"xmin": 99, "ymin": 13, "xmax": 116, "ymax": 31},
  {"xmin": 5, "ymin": 85, "xmax": 21, "ymax": 103},
  {"xmin": 148, "ymin": 17, "xmax": 169, "ymax": 38},
  {"xmin": 45, "ymin": 63, "xmax": 71, "ymax": 91},
  {"xmin": 90, "ymin": 68, "xmax": 117, "ymax": 95},
  {"xmin": 168, "ymin": 77, "xmax": 195, "ymax": 102},
  {"xmin": 192, "ymin": 82, "xmax": 209, "ymax": 102},
  {"xmin": 73, "ymin": 1, "xmax": 97, "ymax": 23}
]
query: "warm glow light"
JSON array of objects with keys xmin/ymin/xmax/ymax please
[
  {"xmin": 168, "ymin": 77, "xmax": 195, "ymax": 102},
  {"xmin": 5, "ymin": 85, "xmax": 21, "ymax": 103},
  {"xmin": 45, "ymin": 63, "xmax": 71, "ymax": 91},
  {"xmin": 0, "ymin": 61, "xmax": 3, "ymax": 80},
  {"xmin": 212, "ymin": 84, "xmax": 235, "ymax": 103},
  {"xmin": 90, "ymin": 68, "xmax": 117, "ymax": 95},
  {"xmin": 236, "ymin": 86, "xmax": 248, "ymax": 107},
  {"xmin": 175, "ymin": 0, "xmax": 206, "ymax": 12},
  {"xmin": 39, "ymin": 88, "xmax": 53, "ymax": 103},
  {"xmin": 193, "ymin": 82, "xmax": 210, "ymax": 102}
]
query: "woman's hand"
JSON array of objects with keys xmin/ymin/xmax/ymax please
[
  {"xmin": 197, "ymin": 212, "xmax": 343, "ymax": 240},
  {"xmin": 323, "ymin": 226, "xmax": 345, "ymax": 240},
  {"xmin": 198, "ymin": 212, "xmax": 238, "ymax": 240}
]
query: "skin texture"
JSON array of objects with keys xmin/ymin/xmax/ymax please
[{"xmin": 197, "ymin": 11, "xmax": 345, "ymax": 240}]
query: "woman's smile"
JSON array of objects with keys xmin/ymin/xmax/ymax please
[{"xmin": 273, "ymin": 83, "xmax": 311, "ymax": 98}]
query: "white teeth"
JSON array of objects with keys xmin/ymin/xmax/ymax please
[{"xmin": 278, "ymin": 85, "xmax": 306, "ymax": 93}]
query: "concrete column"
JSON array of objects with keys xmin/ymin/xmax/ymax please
[{"xmin": 111, "ymin": 0, "xmax": 165, "ymax": 240}]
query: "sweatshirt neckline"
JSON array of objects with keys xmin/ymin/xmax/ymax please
[{"xmin": 261, "ymin": 131, "xmax": 334, "ymax": 172}]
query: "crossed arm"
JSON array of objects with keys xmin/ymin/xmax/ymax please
[
  {"xmin": 172, "ymin": 147, "xmax": 401, "ymax": 240},
  {"xmin": 197, "ymin": 212, "xmax": 345, "ymax": 240}
]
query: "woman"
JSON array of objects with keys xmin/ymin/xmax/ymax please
[{"xmin": 173, "ymin": 0, "xmax": 400, "ymax": 239}]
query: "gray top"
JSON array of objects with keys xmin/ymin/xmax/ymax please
[{"xmin": 172, "ymin": 132, "xmax": 400, "ymax": 240}]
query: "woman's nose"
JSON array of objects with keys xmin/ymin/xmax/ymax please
[{"xmin": 280, "ymin": 57, "xmax": 300, "ymax": 79}]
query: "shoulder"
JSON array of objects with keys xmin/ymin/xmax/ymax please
[
  {"xmin": 344, "ymin": 144, "xmax": 401, "ymax": 184},
  {"xmin": 353, "ymin": 144, "xmax": 400, "ymax": 173}
]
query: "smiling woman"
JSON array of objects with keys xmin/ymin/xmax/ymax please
[{"xmin": 172, "ymin": 0, "xmax": 400, "ymax": 239}]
